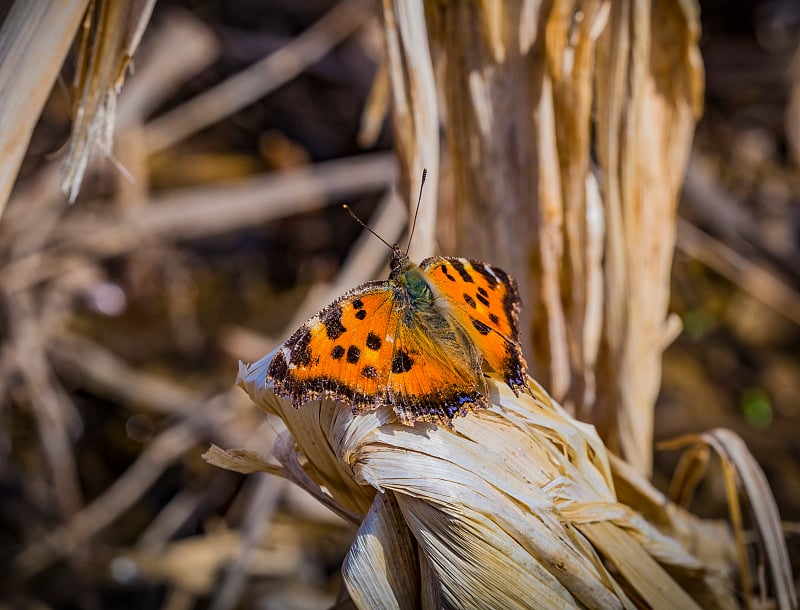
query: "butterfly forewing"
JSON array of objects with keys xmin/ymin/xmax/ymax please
[
  {"xmin": 267, "ymin": 282, "xmax": 397, "ymax": 410},
  {"xmin": 421, "ymin": 257, "xmax": 530, "ymax": 393}
]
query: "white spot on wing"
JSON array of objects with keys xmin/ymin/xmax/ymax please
[{"xmin": 481, "ymin": 263, "xmax": 500, "ymax": 284}]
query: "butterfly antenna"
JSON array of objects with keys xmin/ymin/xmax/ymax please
[
  {"xmin": 405, "ymin": 168, "xmax": 427, "ymax": 255},
  {"xmin": 343, "ymin": 204, "xmax": 394, "ymax": 250}
]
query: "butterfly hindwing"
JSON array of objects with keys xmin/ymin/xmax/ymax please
[
  {"xmin": 421, "ymin": 256, "xmax": 530, "ymax": 393},
  {"xmin": 385, "ymin": 299, "xmax": 487, "ymax": 423}
]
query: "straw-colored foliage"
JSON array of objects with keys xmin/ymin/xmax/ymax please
[
  {"xmin": 0, "ymin": 0, "xmax": 90, "ymax": 213},
  {"xmin": 62, "ymin": 0, "xmax": 157, "ymax": 201}
]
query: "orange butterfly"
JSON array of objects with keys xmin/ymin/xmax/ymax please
[{"xmin": 267, "ymin": 179, "xmax": 530, "ymax": 425}]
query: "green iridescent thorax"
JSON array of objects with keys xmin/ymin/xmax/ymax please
[
  {"xmin": 400, "ymin": 264, "xmax": 434, "ymax": 304},
  {"xmin": 388, "ymin": 247, "xmax": 435, "ymax": 323}
]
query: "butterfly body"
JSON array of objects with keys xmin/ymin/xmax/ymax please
[{"xmin": 267, "ymin": 245, "xmax": 529, "ymax": 425}]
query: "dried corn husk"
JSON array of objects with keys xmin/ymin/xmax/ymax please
[{"xmin": 227, "ymin": 353, "xmax": 743, "ymax": 609}]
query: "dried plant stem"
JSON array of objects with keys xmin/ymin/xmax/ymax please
[
  {"xmin": 209, "ymin": 474, "xmax": 286, "ymax": 610},
  {"xmin": 0, "ymin": 0, "xmax": 90, "ymax": 216},
  {"xmin": 15, "ymin": 392, "xmax": 240, "ymax": 577},
  {"xmin": 380, "ymin": 0, "xmax": 439, "ymax": 260},
  {"xmin": 660, "ymin": 430, "xmax": 797, "ymax": 610},
  {"xmin": 50, "ymin": 333, "xmax": 205, "ymax": 417},
  {"xmin": 61, "ymin": 0, "xmax": 157, "ymax": 201},
  {"xmin": 2, "ymin": 153, "xmax": 397, "ymax": 293},
  {"xmin": 4, "ymin": 291, "xmax": 84, "ymax": 522},
  {"xmin": 1, "ymin": 10, "xmax": 218, "ymax": 235},
  {"xmin": 414, "ymin": 0, "xmax": 702, "ymax": 474}
]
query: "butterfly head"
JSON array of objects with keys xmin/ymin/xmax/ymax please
[
  {"xmin": 388, "ymin": 244, "xmax": 435, "ymax": 311},
  {"xmin": 388, "ymin": 243, "xmax": 411, "ymax": 279}
]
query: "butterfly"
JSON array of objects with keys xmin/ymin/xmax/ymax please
[{"xmin": 266, "ymin": 179, "xmax": 529, "ymax": 425}]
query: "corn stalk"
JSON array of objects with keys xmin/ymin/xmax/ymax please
[
  {"xmin": 192, "ymin": 1, "xmax": 793, "ymax": 607},
  {"xmin": 386, "ymin": 0, "xmax": 702, "ymax": 475}
]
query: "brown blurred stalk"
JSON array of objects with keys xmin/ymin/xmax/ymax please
[{"xmin": 383, "ymin": 0, "xmax": 703, "ymax": 475}]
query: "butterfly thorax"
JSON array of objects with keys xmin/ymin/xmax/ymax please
[{"xmin": 388, "ymin": 246, "xmax": 437, "ymax": 323}]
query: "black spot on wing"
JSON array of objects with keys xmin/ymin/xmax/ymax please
[
  {"xmin": 391, "ymin": 349, "xmax": 414, "ymax": 373},
  {"xmin": 352, "ymin": 299, "xmax": 364, "ymax": 309},
  {"xmin": 355, "ymin": 309, "xmax": 367, "ymax": 320},
  {"xmin": 466, "ymin": 262, "xmax": 530, "ymax": 395},
  {"xmin": 477, "ymin": 286, "xmax": 488, "ymax": 297},
  {"xmin": 366, "ymin": 332, "xmax": 382, "ymax": 351},
  {"xmin": 361, "ymin": 365, "xmax": 377, "ymax": 379},
  {"xmin": 476, "ymin": 292, "xmax": 489, "ymax": 307},
  {"xmin": 331, "ymin": 345, "xmax": 345, "ymax": 359},
  {"xmin": 321, "ymin": 304, "xmax": 346, "ymax": 339},
  {"xmin": 438, "ymin": 264, "xmax": 457, "ymax": 282},
  {"xmin": 471, "ymin": 317, "xmax": 491, "ymax": 336},
  {"xmin": 450, "ymin": 259, "xmax": 474, "ymax": 283},
  {"xmin": 463, "ymin": 293, "xmax": 477, "ymax": 308},
  {"xmin": 346, "ymin": 345, "xmax": 361, "ymax": 364},
  {"xmin": 268, "ymin": 350, "xmax": 288, "ymax": 379},
  {"xmin": 289, "ymin": 328, "xmax": 312, "ymax": 365}
]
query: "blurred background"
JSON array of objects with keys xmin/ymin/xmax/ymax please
[{"xmin": 0, "ymin": 0, "xmax": 798, "ymax": 608}]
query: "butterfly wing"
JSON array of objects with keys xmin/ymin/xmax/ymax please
[
  {"xmin": 267, "ymin": 276, "xmax": 488, "ymax": 424},
  {"xmin": 421, "ymin": 257, "xmax": 530, "ymax": 393},
  {"xmin": 267, "ymin": 282, "xmax": 397, "ymax": 412},
  {"xmin": 386, "ymin": 301, "xmax": 487, "ymax": 423}
]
